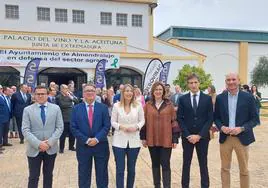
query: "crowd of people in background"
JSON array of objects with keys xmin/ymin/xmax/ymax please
[{"xmin": 0, "ymin": 73, "xmax": 262, "ymax": 188}]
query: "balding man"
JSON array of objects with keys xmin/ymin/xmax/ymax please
[{"xmin": 214, "ymin": 73, "xmax": 258, "ymax": 188}]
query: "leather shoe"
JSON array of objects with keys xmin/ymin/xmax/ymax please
[
  {"xmin": 59, "ymin": 150, "xmax": 64, "ymax": 153},
  {"xmin": 20, "ymin": 140, "xmax": 24, "ymax": 144},
  {"xmin": 69, "ymin": 148, "xmax": 76, "ymax": 151},
  {"xmin": 3, "ymin": 143, "xmax": 13, "ymax": 146}
]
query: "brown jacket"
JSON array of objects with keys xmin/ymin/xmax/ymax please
[{"xmin": 140, "ymin": 99, "xmax": 180, "ymax": 148}]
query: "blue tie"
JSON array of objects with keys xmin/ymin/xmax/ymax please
[{"xmin": 40, "ymin": 105, "xmax": 46, "ymax": 125}]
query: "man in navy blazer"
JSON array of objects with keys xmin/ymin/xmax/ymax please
[
  {"xmin": 214, "ymin": 73, "xmax": 257, "ymax": 188},
  {"xmin": 71, "ymin": 83, "xmax": 111, "ymax": 188},
  {"xmin": 178, "ymin": 73, "xmax": 213, "ymax": 188},
  {"xmin": 0, "ymin": 86, "xmax": 12, "ymax": 152},
  {"xmin": 11, "ymin": 84, "xmax": 31, "ymax": 144}
]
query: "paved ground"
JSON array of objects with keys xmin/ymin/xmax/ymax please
[{"xmin": 0, "ymin": 117, "xmax": 268, "ymax": 188}]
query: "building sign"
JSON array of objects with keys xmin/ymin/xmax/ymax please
[
  {"xmin": 0, "ymin": 30, "xmax": 126, "ymax": 52},
  {"xmin": 0, "ymin": 49, "xmax": 120, "ymax": 69}
]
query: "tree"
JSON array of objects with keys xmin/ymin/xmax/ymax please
[
  {"xmin": 251, "ymin": 56, "xmax": 268, "ymax": 87},
  {"xmin": 173, "ymin": 64, "xmax": 212, "ymax": 91}
]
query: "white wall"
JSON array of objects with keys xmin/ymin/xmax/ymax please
[
  {"xmin": 179, "ymin": 40, "xmax": 239, "ymax": 93},
  {"xmin": 0, "ymin": 0, "xmax": 150, "ymax": 50}
]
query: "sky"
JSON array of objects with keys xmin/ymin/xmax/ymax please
[{"xmin": 154, "ymin": 0, "xmax": 268, "ymax": 35}]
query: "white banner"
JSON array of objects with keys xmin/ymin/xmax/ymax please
[
  {"xmin": 0, "ymin": 31, "xmax": 126, "ymax": 52},
  {"xmin": 143, "ymin": 58, "xmax": 164, "ymax": 93},
  {"xmin": 0, "ymin": 49, "xmax": 120, "ymax": 69}
]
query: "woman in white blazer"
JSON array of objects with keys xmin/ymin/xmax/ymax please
[{"xmin": 111, "ymin": 84, "xmax": 145, "ymax": 188}]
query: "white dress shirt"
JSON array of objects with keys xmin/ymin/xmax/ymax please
[
  {"xmin": 190, "ymin": 91, "xmax": 200, "ymax": 107},
  {"xmin": 111, "ymin": 102, "xmax": 145, "ymax": 148}
]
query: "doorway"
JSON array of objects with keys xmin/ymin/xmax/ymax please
[
  {"xmin": 105, "ymin": 67, "xmax": 142, "ymax": 91},
  {"xmin": 38, "ymin": 68, "xmax": 87, "ymax": 90},
  {"xmin": 0, "ymin": 66, "xmax": 20, "ymax": 86}
]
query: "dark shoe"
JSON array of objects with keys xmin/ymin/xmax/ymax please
[
  {"xmin": 152, "ymin": 168, "xmax": 161, "ymax": 188},
  {"xmin": 20, "ymin": 140, "xmax": 24, "ymax": 144},
  {"xmin": 3, "ymin": 143, "xmax": 13, "ymax": 146},
  {"xmin": 59, "ymin": 150, "xmax": 64, "ymax": 153},
  {"xmin": 69, "ymin": 147, "xmax": 76, "ymax": 151},
  {"xmin": 0, "ymin": 147, "xmax": 5, "ymax": 151},
  {"xmin": 162, "ymin": 170, "xmax": 171, "ymax": 188}
]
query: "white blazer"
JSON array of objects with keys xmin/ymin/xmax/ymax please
[{"xmin": 111, "ymin": 102, "xmax": 145, "ymax": 148}]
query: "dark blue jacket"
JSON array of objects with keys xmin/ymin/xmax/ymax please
[
  {"xmin": 11, "ymin": 91, "xmax": 31, "ymax": 118},
  {"xmin": 214, "ymin": 91, "xmax": 257, "ymax": 146},
  {"xmin": 178, "ymin": 92, "xmax": 213, "ymax": 139},
  {"xmin": 0, "ymin": 96, "xmax": 11, "ymax": 124},
  {"xmin": 70, "ymin": 101, "xmax": 111, "ymax": 147}
]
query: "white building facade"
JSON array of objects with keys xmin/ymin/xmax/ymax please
[
  {"xmin": 0, "ymin": 0, "xmax": 204, "ymax": 91},
  {"xmin": 158, "ymin": 26, "xmax": 268, "ymax": 96}
]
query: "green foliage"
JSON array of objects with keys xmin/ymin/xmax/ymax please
[
  {"xmin": 251, "ymin": 56, "xmax": 268, "ymax": 87},
  {"xmin": 173, "ymin": 64, "xmax": 213, "ymax": 91}
]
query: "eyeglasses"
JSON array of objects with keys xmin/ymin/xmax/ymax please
[
  {"xmin": 35, "ymin": 93, "xmax": 47, "ymax": 96},
  {"xmin": 84, "ymin": 90, "xmax": 96, "ymax": 93}
]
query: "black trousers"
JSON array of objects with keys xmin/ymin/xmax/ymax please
[
  {"xmin": 148, "ymin": 146, "xmax": 172, "ymax": 187},
  {"xmin": 59, "ymin": 122, "xmax": 75, "ymax": 150},
  {"xmin": 2, "ymin": 121, "xmax": 10, "ymax": 145},
  {"xmin": 16, "ymin": 116, "xmax": 24, "ymax": 141},
  {"xmin": 182, "ymin": 137, "xmax": 210, "ymax": 188},
  {"xmin": 27, "ymin": 152, "xmax": 57, "ymax": 188}
]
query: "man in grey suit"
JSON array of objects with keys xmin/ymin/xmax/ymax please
[
  {"xmin": 22, "ymin": 85, "xmax": 63, "ymax": 188},
  {"xmin": 170, "ymin": 85, "xmax": 183, "ymax": 111}
]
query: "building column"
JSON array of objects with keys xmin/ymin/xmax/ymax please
[{"xmin": 239, "ymin": 42, "xmax": 248, "ymax": 84}]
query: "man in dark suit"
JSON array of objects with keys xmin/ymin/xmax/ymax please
[
  {"xmin": 0, "ymin": 86, "xmax": 12, "ymax": 153},
  {"xmin": 71, "ymin": 83, "xmax": 111, "ymax": 188},
  {"xmin": 11, "ymin": 84, "xmax": 32, "ymax": 144},
  {"xmin": 178, "ymin": 73, "xmax": 213, "ymax": 188},
  {"xmin": 1, "ymin": 87, "xmax": 13, "ymax": 147},
  {"xmin": 214, "ymin": 73, "xmax": 257, "ymax": 188}
]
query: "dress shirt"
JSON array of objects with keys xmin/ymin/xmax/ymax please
[
  {"xmin": 20, "ymin": 91, "xmax": 27, "ymax": 101},
  {"xmin": 190, "ymin": 91, "xmax": 200, "ymax": 107},
  {"xmin": 111, "ymin": 102, "xmax": 145, "ymax": 148},
  {"xmin": 228, "ymin": 91, "xmax": 239, "ymax": 128},
  {"xmin": 37, "ymin": 102, "xmax": 48, "ymax": 116},
  {"xmin": 84, "ymin": 100, "xmax": 99, "ymax": 144}
]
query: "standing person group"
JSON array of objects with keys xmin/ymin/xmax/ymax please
[{"xmin": 1, "ymin": 70, "xmax": 259, "ymax": 188}]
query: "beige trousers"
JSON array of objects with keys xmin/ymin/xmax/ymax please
[{"xmin": 220, "ymin": 136, "xmax": 249, "ymax": 188}]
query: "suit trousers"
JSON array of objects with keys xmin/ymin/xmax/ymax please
[
  {"xmin": 27, "ymin": 152, "xmax": 57, "ymax": 188},
  {"xmin": 0, "ymin": 124, "xmax": 4, "ymax": 145},
  {"xmin": 182, "ymin": 137, "xmax": 210, "ymax": 188},
  {"xmin": 112, "ymin": 146, "xmax": 140, "ymax": 188},
  {"xmin": 77, "ymin": 141, "xmax": 110, "ymax": 188},
  {"xmin": 220, "ymin": 136, "xmax": 249, "ymax": 188},
  {"xmin": 148, "ymin": 146, "xmax": 172, "ymax": 188},
  {"xmin": 15, "ymin": 116, "xmax": 24, "ymax": 141},
  {"xmin": 60, "ymin": 122, "xmax": 75, "ymax": 150},
  {"xmin": 2, "ymin": 121, "xmax": 10, "ymax": 145}
]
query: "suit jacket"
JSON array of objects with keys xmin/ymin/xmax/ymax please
[
  {"xmin": 71, "ymin": 101, "xmax": 111, "ymax": 148},
  {"xmin": 11, "ymin": 91, "xmax": 31, "ymax": 118},
  {"xmin": 22, "ymin": 103, "xmax": 64, "ymax": 157},
  {"xmin": 170, "ymin": 92, "xmax": 183, "ymax": 107},
  {"xmin": 214, "ymin": 91, "xmax": 257, "ymax": 146},
  {"xmin": 111, "ymin": 102, "xmax": 145, "ymax": 148},
  {"xmin": 178, "ymin": 92, "xmax": 213, "ymax": 139},
  {"xmin": 0, "ymin": 96, "xmax": 11, "ymax": 124}
]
